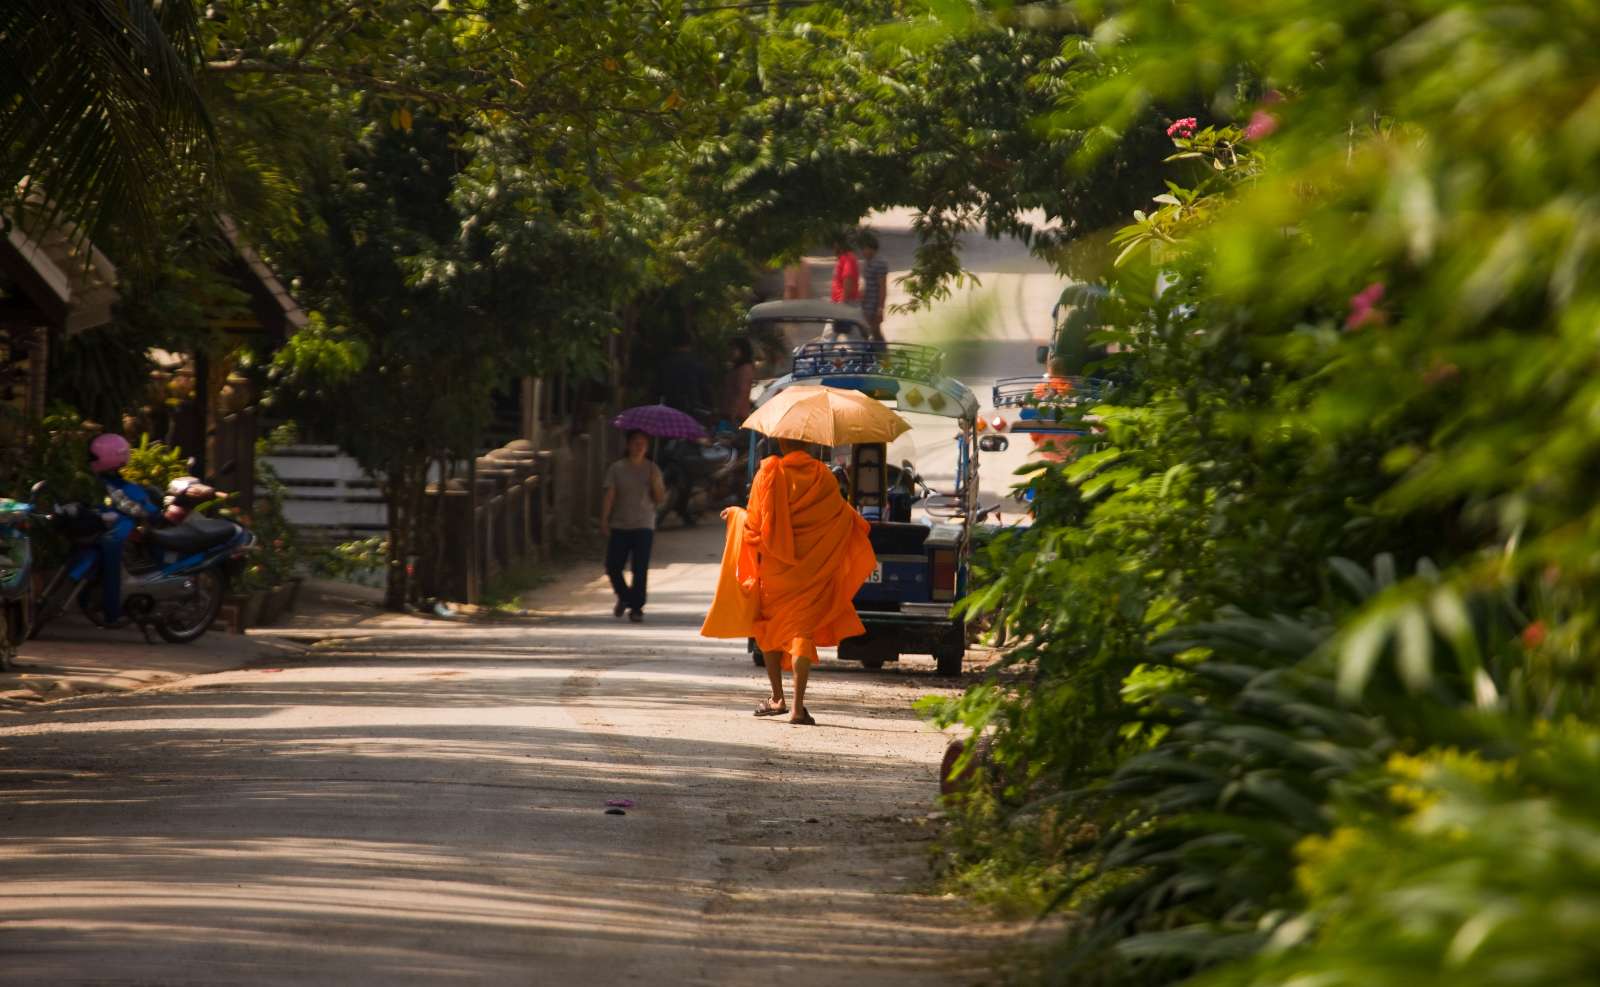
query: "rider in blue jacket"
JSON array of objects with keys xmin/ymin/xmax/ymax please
[{"xmin": 87, "ymin": 434, "xmax": 155, "ymax": 623}]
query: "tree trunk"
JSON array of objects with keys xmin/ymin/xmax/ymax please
[
  {"xmin": 406, "ymin": 464, "xmax": 428, "ymax": 610},
  {"xmin": 382, "ymin": 465, "xmax": 412, "ymax": 612},
  {"xmin": 464, "ymin": 453, "xmax": 480, "ymax": 606},
  {"xmin": 615, "ymin": 302, "xmax": 638, "ymax": 408}
]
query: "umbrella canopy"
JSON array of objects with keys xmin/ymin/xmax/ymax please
[
  {"xmin": 742, "ymin": 384, "xmax": 910, "ymax": 445},
  {"xmin": 612, "ymin": 404, "xmax": 707, "ymax": 440}
]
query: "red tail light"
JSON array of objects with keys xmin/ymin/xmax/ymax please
[{"xmin": 931, "ymin": 548, "xmax": 957, "ymax": 601}]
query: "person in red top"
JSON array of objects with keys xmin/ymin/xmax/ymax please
[{"xmin": 830, "ymin": 235, "xmax": 860, "ymax": 305}]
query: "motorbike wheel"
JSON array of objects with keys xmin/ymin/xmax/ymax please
[{"xmin": 156, "ymin": 569, "xmax": 225, "ymax": 644}]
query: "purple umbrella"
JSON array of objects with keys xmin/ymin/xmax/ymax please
[{"xmin": 612, "ymin": 403, "xmax": 707, "ymax": 440}]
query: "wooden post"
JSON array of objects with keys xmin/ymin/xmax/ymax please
[
  {"xmin": 27, "ymin": 326, "xmax": 47, "ymax": 421},
  {"xmin": 464, "ymin": 454, "xmax": 480, "ymax": 605},
  {"xmin": 522, "ymin": 376, "xmax": 542, "ymax": 450},
  {"xmin": 193, "ymin": 351, "xmax": 211, "ymax": 476}
]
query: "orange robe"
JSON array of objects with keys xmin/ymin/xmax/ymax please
[{"xmin": 700, "ymin": 451, "xmax": 877, "ymax": 668}]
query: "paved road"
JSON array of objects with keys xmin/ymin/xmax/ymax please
[{"xmin": 0, "ymin": 528, "xmax": 1005, "ymax": 985}]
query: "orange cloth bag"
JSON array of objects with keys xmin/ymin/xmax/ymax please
[
  {"xmin": 700, "ymin": 505, "xmax": 760, "ymax": 637},
  {"xmin": 700, "ymin": 451, "xmax": 877, "ymax": 669}
]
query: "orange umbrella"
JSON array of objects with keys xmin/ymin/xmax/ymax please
[{"xmin": 742, "ymin": 384, "xmax": 910, "ymax": 445}]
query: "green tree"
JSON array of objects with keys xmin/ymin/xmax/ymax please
[
  {"xmin": 683, "ymin": 1, "xmax": 1176, "ymax": 297},
  {"xmin": 223, "ymin": 0, "xmax": 746, "ymax": 608}
]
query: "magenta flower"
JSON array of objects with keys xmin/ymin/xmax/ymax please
[
  {"xmin": 1345, "ymin": 282, "xmax": 1386, "ymax": 330},
  {"xmin": 1243, "ymin": 110, "xmax": 1278, "ymax": 141},
  {"xmin": 1166, "ymin": 117, "xmax": 1198, "ymax": 139},
  {"xmin": 1422, "ymin": 361, "xmax": 1460, "ymax": 386}
]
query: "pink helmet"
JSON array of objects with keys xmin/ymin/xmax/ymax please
[{"xmin": 88, "ymin": 433, "xmax": 131, "ymax": 473}]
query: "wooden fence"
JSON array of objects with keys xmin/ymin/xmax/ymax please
[{"xmin": 265, "ymin": 420, "xmax": 618, "ymax": 603}]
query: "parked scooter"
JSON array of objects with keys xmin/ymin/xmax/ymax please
[
  {"xmin": 29, "ymin": 483, "xmax": 256, "ymax": 645},
  {"xmin": 0, "ymin": 483, "xmax": 43, "ymax": 670},
  {"xmin": 656, "ymin": 430, "xmax": 746, "ymax": 527}
]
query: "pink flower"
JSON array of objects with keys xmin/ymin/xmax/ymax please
[
  {"xmin": 1345, "ymin": 282, "xmax": 1386, "ymax": 330},
  {"xmin": 1243, "ymin": 110, "xmax": 1278, "ymax": 141},
  {"xmin": 1421, "ymin": 361, "xmax": 1459, "ymax": 386},
  {"xmin": 1166, "ymin": 117, "xmax": 1198, "ymax": 139}
]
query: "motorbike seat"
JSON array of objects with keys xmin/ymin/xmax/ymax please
[{"xmin": 146, "ymin": 517, "xmax": 239, "ymax": 554}]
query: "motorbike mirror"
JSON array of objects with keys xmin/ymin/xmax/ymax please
[
  {"xmin": 29, "ymin": 480, "xmax": 47, "ymax": 497},
  {"xmin": 978, "ymin": 435, "xmax": 1009, "ymax": 453},
  {"xmin": 1035, "ymin": 344, "xmax": 1050, "ymax": 365}
]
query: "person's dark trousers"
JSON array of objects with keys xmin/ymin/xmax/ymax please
[{"xmin": 605, "ymin": 528, "xmax": 654, "ymax": 612}]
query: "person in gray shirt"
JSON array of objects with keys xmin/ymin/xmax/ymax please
[{"xmin": 601, "ymin": 430, "xmax": 667, "ymax": 622}]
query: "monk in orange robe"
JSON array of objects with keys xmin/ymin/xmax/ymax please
[{"xmin": 701, "ymin": 438, "xmax": 877, "ymax": 725}]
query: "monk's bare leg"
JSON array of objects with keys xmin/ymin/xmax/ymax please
[
  {"xmin": 759, "ymin": 650, "xmax": 788, "ymax": 714},
  {"xmin": 790, "ymin": 656, "xmax": 811, "ymax": 723}
]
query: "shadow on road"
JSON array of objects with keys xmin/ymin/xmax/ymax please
[{"xmin": 0, "ymin": 632, "xmax": 1002, "ymax": 984}]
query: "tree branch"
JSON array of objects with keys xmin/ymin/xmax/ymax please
[
  {"xmin": 206, "ymin": 57, "xmax": 511, "ymax": 112},
  {"xmin": 206, "ymin": 57, "xmax": 689, "ymax": 131},
  {"xmin": 291, "ymin": 1, "xmax": 367, "ymax": 68}
]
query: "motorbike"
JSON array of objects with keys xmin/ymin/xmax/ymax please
[
  {"xmin": 656, "ymin": 429, "xmax": 747, "ymax": 527},
  {"xmin": 0, "ymin": 482, "xmax": 44, "ymax": 670},
  {"xmin": 30, "ymin": 481, "xmax": 256, "ymax": 645}
]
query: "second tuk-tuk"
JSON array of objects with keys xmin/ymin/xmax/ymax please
[{"xmin": 747, "ymin": 340, "xmax": 981, "ymax": 675}]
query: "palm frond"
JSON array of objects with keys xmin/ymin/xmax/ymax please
[{"xmin": 0, "ymin": 0, "xmax": 215, "ymax": 252}]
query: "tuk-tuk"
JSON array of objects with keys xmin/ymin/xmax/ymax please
[
  {"xmin": 991, "ymin": 374, "xmax": 1110, "ymax": 464},
  {"xmin": 747, "ymin": 339, "xmax": 980, "ymax": 675},
  {"xmin": 747, "ymin": 299, "xmax": 873, "ymax": 349},
  {"xmin": 994, "ymin": 284, "xmax": 1116, "ymax": 465}
]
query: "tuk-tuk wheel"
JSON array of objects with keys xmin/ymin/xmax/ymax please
[
  {"xmin": 861, "ymin": 658, "xmax": 885, "ymax": 670},
  {"xmin": 934, "ymin": 648, "xmax": 963, "ymax": 676}
]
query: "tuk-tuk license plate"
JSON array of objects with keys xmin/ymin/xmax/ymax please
[{"xmin": 867, "ymin": 563, "xmax": 883, "ymax": 583}]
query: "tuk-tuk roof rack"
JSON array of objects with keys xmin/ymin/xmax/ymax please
[
  {"xmin": 792, "ymin": 341, "xmax": 944, "ymax": 386},
  {"xmin": 992, "ymin": 375, "xmax": 1111, "ymax": 410}
]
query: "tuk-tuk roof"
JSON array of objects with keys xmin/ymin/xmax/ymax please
[
  {"xmin": 756, "ymin": 341, "xmax": 980, "ymax": 422},
  {"xmin": 748, "ymin": 299, "xmax": 869, "ymax": 327}
]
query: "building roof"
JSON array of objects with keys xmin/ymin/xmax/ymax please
[
  {"xmin": 747, "ymin": 299, "xmax": 868, "ymax": 326},
  {"xmin": 218, "ymin": 215, "xmax": 306, "ymax": 337},
  {"xmin": 0, "ymin": 213, "xmax": 118, "ymax": 334}
]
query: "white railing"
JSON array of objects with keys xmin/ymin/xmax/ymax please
[{"xmin": 259, "ymin": 445, "xmax": 386, "ymax": 539}]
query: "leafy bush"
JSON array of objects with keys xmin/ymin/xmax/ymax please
[
  {"xmin": 0, "ymin": 407, "xmax": 99, "ymax": 504},
  {"xmin": 312, "ymin": 536, "xmax": 387, "ymax": 585},
  {"xmin": 1200, "ymin": 728, "xmax": 1600, "ymax": 987},
  {"xmin": 233, "ymin": 424, "xmax": 303, "ymax": 591},
  {"xmin": 925, "ymin": 0, "xmax": 1600, "ymax": 983},
  {"xmin": 119, "ymin": 434, "xmax": 190, "ymax": 491}
]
